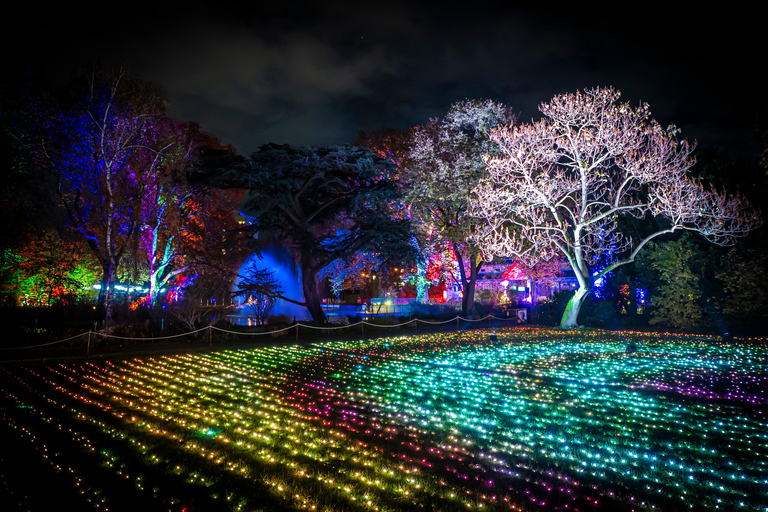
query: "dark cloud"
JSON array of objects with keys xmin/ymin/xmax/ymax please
[{"xmin": 9, "ymin": 2, "xmax": 764, "ymax": 156}]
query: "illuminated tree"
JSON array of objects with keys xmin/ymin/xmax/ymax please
[
  {"xmin": 319, "ymin": 252, "xmax": 380, "ymax": 298},
  {"xmin": 44, "ymin": 67, "xmax": 190, "ymax": 323},
  {"xmin": 356, "ymin": 129, "xmax": 431, "ymax": 301},
  {"xmin": 319, "ymin": 251, "xmax": 410, "ymax": 302},
  {"xmin": 200, "ymin": 143, "xmax": 415, "ymax": 322},
  {"xmin": 643, "ymin": 236, "xmax": 704, "ymax": 330},
  {"xmin": 139, "ymin": 129, "xmax": 194, "ymax": 306},
  {"xmin": 716, "ymin": 247, "xmax": 768, "ymax": 322},
  {"xmin": 355, "ymin": 127, "xmax": 411, "ymax": 167},
  {"xmin": 2, "ymin": 230, "xmax": 99, "ymax": 306},
  {"xmin": 139, "ymin": 129, "xmax": 242, "ymax": 307},
  {"xmin": 402, "ymin": 99, "xmax": 516, "ymax": 316},
  {"xmin": 233, "ymin": 260, "xmax": 284, "ymax": 326},
  {"xmin": 471, "ymin": 87, "xmax": 761, "ymax": 328}
]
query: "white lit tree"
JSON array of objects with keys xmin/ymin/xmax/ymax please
[
  {"xmin": 403, "ymin": 99, "xmax": 516, "ymax": 316},
  {"xmin": 470, "ymin": 87, "xmax": 761, "ymax": 328}
]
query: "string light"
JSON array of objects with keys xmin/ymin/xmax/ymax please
[{"xmin": 2, "ymin": 328, "xmax": 766, "ymax": 511}]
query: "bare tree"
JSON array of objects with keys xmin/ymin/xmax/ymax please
[
  {"xmin": 471, "ymin": 87, "xmax": 761, "ymax": 328},
  {"xmin": 169, "ymin": 271, "xmax": 233, "ymax": 334}
]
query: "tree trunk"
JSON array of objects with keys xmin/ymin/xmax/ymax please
[
  {"xmin": 301, "ymin": 268, "xmax": 327, "ymax": 323},
  {"xmin": 416, "ymin": 260, "xmax": 428, "ymax": 302},
  {"xmin": 560, "ymin": 285, "xmax": 590, "ymax": 329},
  {"xmin": 97, "ymin": 264, "xmax": 117, "ymax": 326},
  {"xmin": 461, "ymin": 270, "xmax": 477, "ymax": 318},
  {"xmin": 462, "ymin": 256, "xmax": 483, "ymax": 318},
  {"xmin": 454, "ymin": 243, "xmax": 483, "ymax": 318}
]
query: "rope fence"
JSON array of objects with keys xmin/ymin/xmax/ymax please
[
  {"xmin": 0, "ymin": 331, "xmax": 89, "ymax": 350},
  {"xmin": 91, "ymin": 327, "xmax": 211, "ymax": 341},
  {"xmin": 0, "ymin": 311, "xmax": 527, "ymax": 357}
]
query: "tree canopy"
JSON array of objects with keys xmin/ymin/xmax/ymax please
[
  {"xmin": 198, "ymin": 143, "xmax": 416, "ymax": 322},
  {"xmin": 470, "ymin": 87, "xmax": 762, "ymax": 328},
  {"xmin": 41, "ymin": 67, "xmax": 192, "ymax": 322},
  {"xmin": 401, "ymin": 99, "xmax": 516, "ymax": 315}
]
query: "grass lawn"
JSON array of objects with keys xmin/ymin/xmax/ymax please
[{"xmin": 1, "ymin": 327, "xmax": 766, "ymax": 511}]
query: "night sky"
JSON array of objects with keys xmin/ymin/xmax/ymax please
[{"xmin": 10, "ymin": 2, "xmax": 764, "ymax": 157}]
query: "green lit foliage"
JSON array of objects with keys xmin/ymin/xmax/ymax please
[
  {"xmin": 1, "ymin": 230, "xmax": 99, "ymax": 306},
  {"xmin": 716, "ymin": 248, "xmax": 768, "ymax": 321},
  {"xmin": 642, "ymin": 235, "xmax": 704, "ymax": 330},
  {"xmin": 0, "ymin": 248, "xmax": 26, "ymax": 306}
]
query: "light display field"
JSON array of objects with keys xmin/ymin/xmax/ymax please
[{"xmin": 2, "ymin": 328, "xmax": 767, "ymax": 511}]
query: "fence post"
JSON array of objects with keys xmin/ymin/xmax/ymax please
[
  {"xmin": 209, "ymin": 324, "xmax": 212, "ymax": 348},
  {"xmin": 296, "ymin": 322, "xmax": 299, "ymax": 343},
  {"xmin": 87, "ymin": 330, "xmax": 91, "ymax": 356},
  {"xmin": 362, "ymin": 321, "xmax": 365, "ymax": 339},
  {"xmin": 457, "ymin": 316, "xmax": 459, "ymax": 330}
]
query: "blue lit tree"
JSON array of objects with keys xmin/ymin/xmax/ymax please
[
  {"xmin": 44, "ymin": 66, "xmax": 189, "ymax": 323},
  {"xmin": 233, "ymin": 260, "xmax": 283, "ymax": 326}
]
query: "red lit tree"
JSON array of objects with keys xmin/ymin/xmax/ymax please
[
  {"xmin": 139, "ymin": 128, "xmax": 242, "ymax": 307},
  {"xmin": 139, "ymin": 125, "xmax": 195, "ymax": 306},
  {"xmin": 471, "ymin": 87, "xmax": 761, "ymax": 328}
]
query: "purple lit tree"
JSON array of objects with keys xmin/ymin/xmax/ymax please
[
  {"xmin": 139, "ymin": 127, "xmax": 195, "ymax": 306},
  {"xmin": 140, "ymin": 130, "xmax": 245, "ymax": 308},
  {"xmin": 44, "ymin": 66, "xmax": 189, "ymax": 323}
]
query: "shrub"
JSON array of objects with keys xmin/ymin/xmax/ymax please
[
  {"xmin": 328, "ymin": 316, "xmax": 350, "ymax": 326},
  {"xmin": 267, "ymin": 314, "xmax": 292, "ymax": 325},
  {"xmin": 529, "ymin": 291, "xmax": 571, "ymax": 326},
  {"xmin": 580, "ymin": 297, "xmax": 620, "ymax": 329}
]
